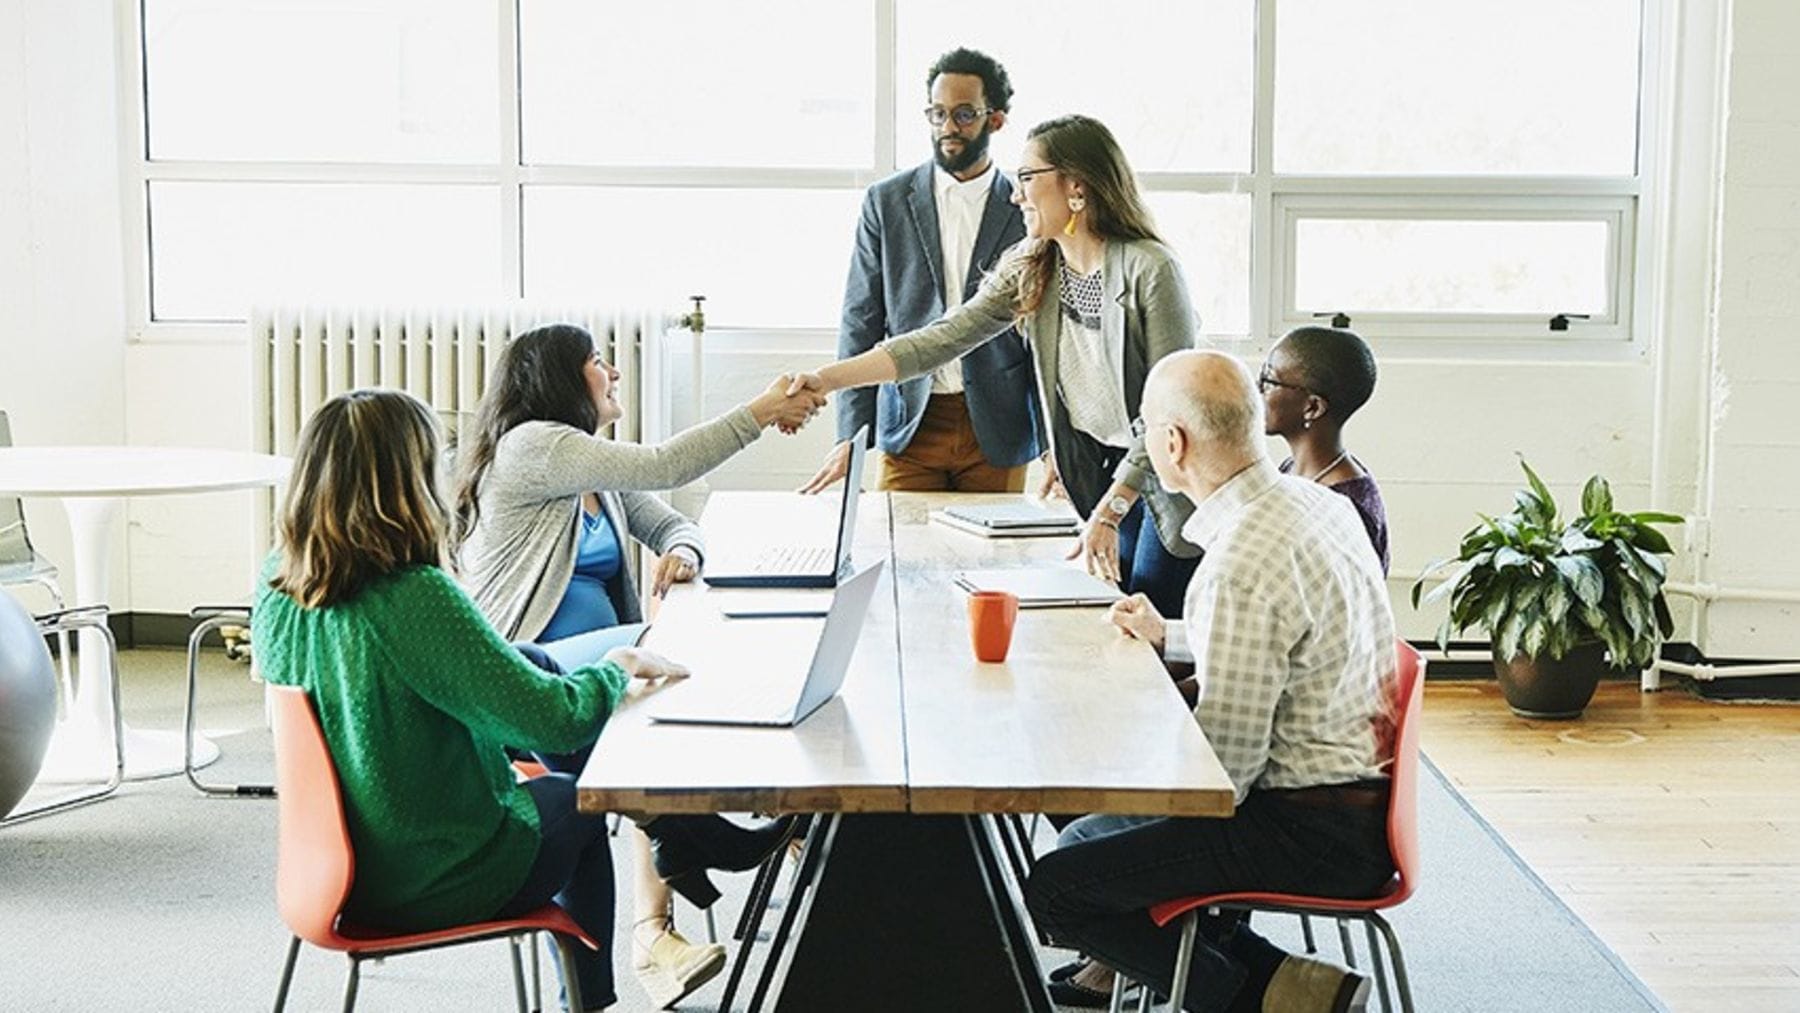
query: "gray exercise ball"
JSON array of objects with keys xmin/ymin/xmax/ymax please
[{"xmin": 0, "ymin": 590, "xmax": 57, "ymax": 818}]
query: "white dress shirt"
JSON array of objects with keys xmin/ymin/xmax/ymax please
[
  {"xmin": 928, "ymin": 163, "xmax": 997, "ymax": 395},
  {"xmin": 1163, "ymin": 459, "xmax": 1396, "ymax": 802}
]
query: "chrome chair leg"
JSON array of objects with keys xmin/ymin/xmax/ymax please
[
  {"xmin": 185, "ymin": 608, "xmax": 272, "ymax": 797},
  {"xmin": 1167, "ymin": 910, "xmax": 1200, "ymax": 1011},
  {"xmin": 340, "ymin": 957, "xmax": 362, "ymax": 1013},
  {"xmin": 549, "ymin": 934, "xmax": 587, "ymax": 1013},
  {"xmin": 2, "ymin": 609, "xmax": 124, "ymax": 826},
  {"xmin": 1370, "ymin": 912, "xmax": 1415, "ymax": 1013},
  {"xmin": 529, "ymin": 933, "xmax": 543, "ymax": 1012},
  {"xmin": 1363, "ymin": 918, "xmax": 1392, "ymax": 1013},
  {"xmin": 1337, "ymin": 918, "xmax": 1358, "ymax": 967},
  {"xmin": 1108, "ymin": 970, "xmax": 1128, "ymax": 1013},
  {"xmin": 508, "ymin": 936, "xmax": 530, "ymax": 1013},
  {"xmin": 272, "ymin": 936, "xmax": 302, "ymax": 1012}
]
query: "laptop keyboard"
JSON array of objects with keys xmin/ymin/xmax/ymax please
[{"xmin": 751, "ymin": 545, "xmax": 832, "ymax": 575}]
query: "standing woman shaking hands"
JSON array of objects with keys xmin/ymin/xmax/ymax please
[{"xmin": 791, "ymin": 115, "xmax": 1203, "ymax": 616}]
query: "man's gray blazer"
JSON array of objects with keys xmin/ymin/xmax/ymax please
[{"xmin": 834, "ymin": 162, "xmax": 1041, "ymax": 467}]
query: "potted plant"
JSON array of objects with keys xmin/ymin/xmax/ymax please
[{"xmin": 1412, "ymin": 459, "xmax": 1683, "ymax": 719}]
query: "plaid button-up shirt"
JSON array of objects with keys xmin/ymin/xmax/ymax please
[{"xmin": 1164, "ymin": 460, "xmax": 1397, "ymax": 803}]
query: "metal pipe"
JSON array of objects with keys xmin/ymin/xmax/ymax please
[{"xmin": 1651, "ymin": 658, "xmax": 1800, "ymax": 682}]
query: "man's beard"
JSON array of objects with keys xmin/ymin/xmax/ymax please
[{"xmin": 934, "ymin": 125, "xmax": 992, "ymax": 175}]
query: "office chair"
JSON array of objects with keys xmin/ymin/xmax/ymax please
[
  {"xmin": 268, "ymin": 684, "xmax": 599, "ymax": 1012},
  {"xmin": 1111, "ymin": 641, "xmax": 1425, "ymax": 1013}
]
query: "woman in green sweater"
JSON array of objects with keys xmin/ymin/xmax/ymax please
[{"xmin": 253, "ymin": 388, "xmax": 684, "ymax": 1010}]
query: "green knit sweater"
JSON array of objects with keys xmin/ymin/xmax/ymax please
[{"xmin": 252, "ymin": 562, "xmax": 629, "ymax": 931}]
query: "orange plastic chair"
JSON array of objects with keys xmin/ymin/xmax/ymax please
[
  {"xmin": 268, "ymin": 685, "xmax": 600, "ymax": 1012},
  {"xmin": 1114, "ymin": 640, "xmax": 1425, "ymax": 1013}
]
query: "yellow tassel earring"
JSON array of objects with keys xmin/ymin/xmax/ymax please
[{"xmin": 1064, "ymin": 195, "xmax": 1086, "ymax": 237}]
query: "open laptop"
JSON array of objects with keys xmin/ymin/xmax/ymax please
[
  {"xmin": 647, "ymin": 560, "xmax": 883, "ymax": 728},
  {"xmin": 701, "ymin": 425, "xmax": 867, "ymax": 589}
]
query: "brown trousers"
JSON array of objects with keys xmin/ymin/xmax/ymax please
[{"xmin": 874, "ymin": 393, "xmax": 1028, "ymax": 493}]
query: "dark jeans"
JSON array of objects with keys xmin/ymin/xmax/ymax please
[
  {"xmin": 495, "ymin": 643, "xmax": 615, "ymax": 1011},
  {"xmin": 1069, "ymin": 434, "xmax": 1201, "ymax": 619},
  {"xmin": 1023, "ymin": 789, "xmax": 1394, "ymax": 1013},
  {"xmin": 1115, "ymin": 497, "xmax": 1201, "ymax": 620}
]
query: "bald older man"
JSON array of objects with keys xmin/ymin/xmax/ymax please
[{"xmin": 1023, "ymin": 351, "xmax": 1397, "ymax": 1013}]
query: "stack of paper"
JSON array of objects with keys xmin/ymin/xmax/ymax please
[{"xmin": 932, "ymin": 499, "xmax": 1080, "ymax": 539}]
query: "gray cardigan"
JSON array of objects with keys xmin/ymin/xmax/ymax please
[
  {"xmin": 459, "ymin": 410, "xmax": 762, "ymax": 641},
  {"xmin": 885, "ymin": 237, "xmax": 1202, "ymax": 556}
]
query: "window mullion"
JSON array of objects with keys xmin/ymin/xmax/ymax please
[
  {"xmin": 1250, "ymin": 0, "xmax": 1279, "ymax": 345},
  {"xmin": 499, "ymin": 0, "xmax": 523, "ymax": 299}
]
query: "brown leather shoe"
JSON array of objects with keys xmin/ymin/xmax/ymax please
[{"xmin": 1262, "ymin": 954, "xmax": 1371, "ymax": 1012}]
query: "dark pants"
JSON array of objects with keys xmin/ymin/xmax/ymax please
[
  {"xmin": 1115, "ymin": 498, "xmax": 1201, "ymax": 619},
  {"xmin": 495, "ymin": 642, "xmax": 614, "ymax": 1010},
  {"xmin": 1024, "ymin": 790, "xmax": 1394, "ymax": 1013},
  {"xmin": 1068, "ymin": 435, "xmax": 1201, "ymax": 619}
]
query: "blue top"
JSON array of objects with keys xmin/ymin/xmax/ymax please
[{"xmin": 538, "ymin": 507, "xmax": 624, "ymax": 642}]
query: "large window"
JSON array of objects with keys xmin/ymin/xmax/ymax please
[{"xmin": 129, "ymin": 0, "xmax": 1651, "ymax": 349}]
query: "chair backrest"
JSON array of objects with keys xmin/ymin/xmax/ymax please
[
  {"xmin": 0, "ymin": 412, "xmax": 37, "ymax": 567},
  {"xmin": 269, "ymin": 684, "xmax": 356, "ymax": 946},
  {"xmin": 1386, "ymin": 639, "xmax": 1426, "ymax": 902}
]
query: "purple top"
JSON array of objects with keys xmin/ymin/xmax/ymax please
[{"xmin": 1280, "ymin": 458, "xmax": 1391, "ymax": 576}]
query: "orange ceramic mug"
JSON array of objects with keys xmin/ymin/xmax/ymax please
[{"xmin": 967, "ymin": 590, "xmax": 1020, "ymax": 663}]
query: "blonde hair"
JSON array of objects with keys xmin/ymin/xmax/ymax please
[
  {"xmin": 271, "ymin": 389, "xmax": 448, "ymax": 608},
  {"xmin": 1016, "ymin": 115, "xmax": 1162, "ymax": 319}
]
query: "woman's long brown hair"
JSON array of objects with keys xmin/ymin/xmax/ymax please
[
  {"xmin": 270, "ymin": 389, "xmax": 448, "ymax": 608},
  {"xmin": 1014, "ymin": 115, "xmax": 1163, "ymax": 319}
]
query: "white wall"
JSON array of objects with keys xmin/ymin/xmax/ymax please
[
  {"xmin": 1698, "ymin": 0, "xmax": 1800, "ymax": 656},
  {"xmin": 7, "ymin": 0, "xmax": 1791, "ymax": 661},
  {"xmin": 0, "ymin": 0, "xmax": 130, "ymax": 611}
]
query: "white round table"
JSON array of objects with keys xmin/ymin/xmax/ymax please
[{"xmin": 0, "ymin": 446, "xmax": 290, "ymax": 781}]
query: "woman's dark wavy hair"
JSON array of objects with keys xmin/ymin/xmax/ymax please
[{"xmin": 452, "ymin": 323, "xmax": 600, "ymax": 547}]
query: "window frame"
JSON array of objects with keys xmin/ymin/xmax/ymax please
[{"xmin": 119, "ymin": 0, "xmax": 1665, "ymax": 360}]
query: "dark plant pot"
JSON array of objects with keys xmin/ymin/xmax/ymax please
[{"xmin": 1491, "ymin": 641, "xmax": 1611, "ymax": 719}]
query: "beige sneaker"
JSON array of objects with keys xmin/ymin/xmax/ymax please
[
  {"xmin": 633, "ymin": 921, "xmax": 727, "ymax": 1010},
  {"xmin": 1262, "ymin": 953, "xmax": 1371, "ymax": 1013}
]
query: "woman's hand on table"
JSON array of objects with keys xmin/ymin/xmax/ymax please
[{"xmin": 604, "ymin": 646, "xmax": 690, "ymax": 681}]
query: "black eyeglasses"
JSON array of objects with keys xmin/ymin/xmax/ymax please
[
  {"xmin": 924, "ymin": 103, "xmax": 991, "ymax": 127},
  {"xmin": 1013, "ymin": 165, "xmax": 1058, "ymax": 187},
  {"xmin": 1257, "ymin": 370, "xmax": 1313, "ymax": 397}
]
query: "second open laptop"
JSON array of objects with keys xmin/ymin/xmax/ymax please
[
  {"xmin": 700, "ymin": 425, "xmax": 868, "ymax": 589},
  {"xmin": 647, "ymin": 561, "xmax": 883, "ymax": 728}
]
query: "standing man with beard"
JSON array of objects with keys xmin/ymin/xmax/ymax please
[{"xmin": 799, "ymin": 48, "xmax": 1041, "ymax": 494}]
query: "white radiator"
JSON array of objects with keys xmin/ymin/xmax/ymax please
[{"xmin": 248, "ymin": 304, "xmax": 702, "ymax": 554}]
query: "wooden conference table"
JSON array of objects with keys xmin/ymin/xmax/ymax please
[{"xmin": 578, "ymin": 492, "xmax": 1234, "ymax": 1012}]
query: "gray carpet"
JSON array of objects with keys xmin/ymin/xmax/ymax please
[{"xmin": 0, "ymin": 648, "xmax": 1665, "ymax": 1012}]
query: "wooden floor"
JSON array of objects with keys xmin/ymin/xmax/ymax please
[{"xmin": 1423, "ymin": 680, "xmax": 1800, "ymax": 1013}]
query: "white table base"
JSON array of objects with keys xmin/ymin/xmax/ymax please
[{"xmin": 33, "ymin": 495, "xmax": 223, "ymax": 783}]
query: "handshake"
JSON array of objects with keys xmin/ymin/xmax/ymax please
[{"xmin": 748, "ymin": 372, "xmax": 831, "ymax": 435}]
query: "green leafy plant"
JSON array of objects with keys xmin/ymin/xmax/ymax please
[{"xmin": 1411, "ymin": 459, "xmax": 1683, "ymax": 669}]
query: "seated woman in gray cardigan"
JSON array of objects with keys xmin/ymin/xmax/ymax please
[{"xmin": 453, "ymin": 322, "xmax": 820, "ymax": 1009}]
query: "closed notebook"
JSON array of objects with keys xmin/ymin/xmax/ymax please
[
  {"xmin": 952, "ymin": 567, "xmax": 1124, "ymax": 608},
  {"xmin": 939, "ymin": 500, "xmax": 1079, "ymax": 530},
  {"xmin": 931, "ymin": 510, "xmax": 1077, "ymax": 539}
]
